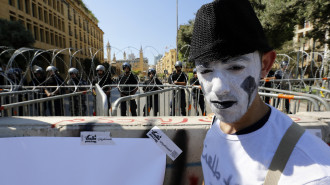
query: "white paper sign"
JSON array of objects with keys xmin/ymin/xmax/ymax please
[
  {"xmin": 81, "ymin": 131, "xmax": 114, "ymax": 145},
  {"xmin": 147, "ymin": 126, "xmax": 182, "ymax": 161},
  {"xmin": 0, "ymin": 137, "xmax": 166, "ymax": 185}
]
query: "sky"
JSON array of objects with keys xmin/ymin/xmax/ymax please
[{"xmin": 82, "ymin": 0, "xmax": 213, "ymax": 65}]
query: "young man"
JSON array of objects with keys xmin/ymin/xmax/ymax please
[
  {"xmin": 142, "ymin": 68, "xmax": 163, "ymax": 116},
  {"xmin": 168, "ymin": 61, "xmax": 188, "ymax": 116},
  {"xmin": 118, "ymin": 62, "xmax": 138, "ymax": 116},
  {"xmin": 189, "ymin": 0, "xmax": 330, "ymax": 184}
]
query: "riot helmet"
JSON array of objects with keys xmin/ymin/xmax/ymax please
[
  {"xmin": 96, "ymin": 65, "xmax": 105, "ymax": 72},
  {"xmin": 68, "ymin": 67, "xmax": 79, "ymax": 74},
  {"xmin": 280, "ymin": 61, "xmax": 289, "ymax": 68},
  {"xmin": 175, "ymin": 61, "xmax": 182, "ymax": 68},
  {"xmin": 148, "ymin": 68, "xmax": 156, "ymax": 76},
  {"xmin": 122, "ymin": 62, "xmax": 131, "ymax": 70},
  {"xmin": 193, "ymin": 68, "xmax": 197, "ymax": 74},
  {"xmin": 46, "ymin": 65, "xmax": 57, "ymax": 72}
]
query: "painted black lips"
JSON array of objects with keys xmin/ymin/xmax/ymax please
[{"xmin": 211, "ymin": 101, "xmax": 237, "ymax": 109}]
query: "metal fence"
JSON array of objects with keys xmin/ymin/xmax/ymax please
[{"xmin": 1, "ymin": 83, "xmax": 330, "ymax": 117}]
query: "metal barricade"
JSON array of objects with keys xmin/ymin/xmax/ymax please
[
  {"xmin": 259, "ymin": 87, "xmax": 330, "ymax": 112},
  {"xmin": 259, "ymin": 92, "xmax": 320, "ymax": 113},
  {"xmin": 0, "ymin": 89, "xmax": 40, "ymax": 116},
  {"xmin": 0, "ymin": 87, "xmax": 93, "ymax": 117}
]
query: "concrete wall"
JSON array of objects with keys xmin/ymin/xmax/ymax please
[{"xmin": 0, "ymin": 114, "xmax": 329, "ymax": 185}]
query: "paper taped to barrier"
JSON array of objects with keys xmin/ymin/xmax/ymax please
[
  {"xmin": 0, "ymin": 137, "xmax": 166, "ymax": 185},
  {"xmin": 147, "ymin": 126, "xmax": 182, "ymax": 161}
]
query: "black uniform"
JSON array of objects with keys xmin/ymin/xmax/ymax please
[
  {"xmin": 189, "ymin": 77, "xmax": 206, "ymax": 116},
  {"xmin": 143, "ymin": 77, "xmax": 163, "ymax": 116},
  {"xmin": 44, "ymin": 74, "xmax": 64, "ymax": 116},
  {"xmin": 168, "ymin": 71, "xmax": 188, "ymax": 116},
  {"xmin": 118, "ymin": 72, "xmax": 138, "ymax": 116},
  {"xmin": 67, "ymin": 77, "xmax": 87, "ymax": 116},
  {"xmin": 29, "ymin": 74, "xmax": 46, "ymax": 116}
]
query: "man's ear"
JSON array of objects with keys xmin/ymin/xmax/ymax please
[{"xmin": 261, "ymin": 50, "xmax": 276, "ymax": 78}]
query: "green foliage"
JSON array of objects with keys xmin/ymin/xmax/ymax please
[
  {"xmin": 0, "ymin": 19, "xmax": 35, "ymax": 49},
  {"xmin": 179, "ymin": 1, "xmax": 329, "ymax": 53},
  {"xmin": 177, "ymin": 20, "xmax": 194, "ymax": 62},
  {"xmin": 132, "ymin": 70, "xmax": 141, "ymax": 76},
  {"xmin": 250, "ymin": 0, "xmax": 330, "ymax": 49},
  {"xmin": 78, "ymin": 0, "xmax": 99, "ymax": 22}
]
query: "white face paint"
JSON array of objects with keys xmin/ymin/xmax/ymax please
[{"xmin": 197, "ymin": 51, "xmax": 261, "ymax": 123}]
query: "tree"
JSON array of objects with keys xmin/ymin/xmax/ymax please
[
  {"xmin": 250, "ymin": 0, "xmax": 330, "ymax": 49},
  {"xmin": 177, "ymin": 20, "xmax": 194, "ymax": 67},
  {"xmin": 0, "ymin": 19, "xmax": 35, "ymax": 49}
]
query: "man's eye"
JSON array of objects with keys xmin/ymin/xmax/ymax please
[
  {"xmin": 200, "ymin": 69, "xmax": 213, "ymax": 74},
  {"xmin": 228, "ymin": 66, "xmax": 245, "ymax": 71}
]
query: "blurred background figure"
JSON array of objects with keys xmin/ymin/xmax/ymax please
[
  {"xmin": 275, "ymin": 61, "xmax": 292, "ymax": 113},
  {"xmin": 67, "ymin": 67, "xmax": 87, "ymax": 116},
  {"xmin": 142, "ymin": 68, "xmax": 163, "ymax": 116},
  {"xmin": 190, "ymin": 68, "xmax": 206, "ymax": 116},
  {"xmin": 44, "ymin": 65, "xmax": 64, "ymax": 116}
]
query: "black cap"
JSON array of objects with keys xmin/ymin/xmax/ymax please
[{"xmin": 189, "ymin": 0, "xmax": 272, "ymax": 64}]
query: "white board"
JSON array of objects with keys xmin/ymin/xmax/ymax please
[{"xmin": 0, "ymin": 137, "xmax": 166, "ymax": 185}]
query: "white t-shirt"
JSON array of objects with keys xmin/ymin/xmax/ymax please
[{"xmin": 201, "ymin": 106, "xmax": 330, "ymax": 185}]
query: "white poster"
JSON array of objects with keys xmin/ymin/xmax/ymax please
[{"xmin": 0, "ymin": 137, "xmax": 166, "ymax": 185}]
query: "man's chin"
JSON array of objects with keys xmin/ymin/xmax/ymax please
[{"xmin": 213, "ymin": 110, "xmax": 244, "ymax": 124}]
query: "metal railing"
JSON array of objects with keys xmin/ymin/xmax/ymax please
[{"xmin": 259, "ymin": 87, "xmax": 330, "ymax": 111}]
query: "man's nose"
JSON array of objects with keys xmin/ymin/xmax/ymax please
[{"xmin": 211, "ymin": 76, "xmax": 230, "ymax": 96}]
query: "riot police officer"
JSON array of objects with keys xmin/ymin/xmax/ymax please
[
  {"xmin": 118, "ymin": 62, "xmax": 138, "ymax": 116},
  {"xmin": 67, "ymin": 67, "xmax": 87, "ymax": 116},
  {"xmin": 190, "ymin": 68, "xmax": 206, "ymax": 116},
  {"xmin": 143, "ymin": 68, "xmax": 163, "ymax": 116},
  {"xmin": 168, "ymin": 61, "xmax": 188, "ymax": 116},
  {"xmin": 92, "ymin": 64, "xmax": 112, "ymax": 110},
  {"xmin": 44, "ymin": 65, "xmax": 64, "ymax": 116}
]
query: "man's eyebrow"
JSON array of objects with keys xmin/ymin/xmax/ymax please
[{"xmin": 228, "ymin": 56, "xmax": 252, "ymax": 63}]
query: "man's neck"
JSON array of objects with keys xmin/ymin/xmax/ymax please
[{"xmin": 220, "ymin": 94, "xmax": 270, "ymax": 134}]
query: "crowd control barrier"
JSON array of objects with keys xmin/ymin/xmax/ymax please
[
  {"xmin": 0, "ymin": 87, "xmax": 93, "ymax": 116},
  {"xmin": 259, "ymin": 87, "xmax": 330, "ymax": 111}
]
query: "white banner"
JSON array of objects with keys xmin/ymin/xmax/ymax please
[{"xmin": 0, "ymin": 137, "xmax": 166, "ymax": 185}]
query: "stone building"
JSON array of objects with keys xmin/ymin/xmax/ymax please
[{"xmin": 0, "ymin": 0, "xmax": 104, "ymax": 72}]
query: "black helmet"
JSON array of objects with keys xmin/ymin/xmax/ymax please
[
  {"xmin": 275, "ymin": 70, "xmax": 283, "ymax": 79},
  {"xmin": 148, "ymin": 68, "xmax": 156, "ymax": 75},
  {"xmin": 46, "ymin": 65, "xmax": 57, "ymax": 72},
  {"xmin": 280, "ymin": 61, "xmax": 289, "ymax": 68},
  {"xmin": 33, "ymin": 65, "xmax": 43, "ymax": 74},
  {"xmin": 68, "ymin": 67, "xmax": 79, "ymax": 74},
  {"xmin": 175, "ymin": 61, "xmax": 182, "ymax": 67},
  {"xmin": 122, "ymin": 62, "xmax": 131, "ymax": 70},
  {"xmin": 96, "ymin": 65, "xmax": 105, "ymax": 72}
]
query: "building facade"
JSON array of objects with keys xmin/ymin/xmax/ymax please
[
  {"xmin": 112, "ymin": 46, "xmax": 149, "ymax": 76},
  {"xmin": 0, "ymin": 0, "xmax": 104, "ymax": 71},
  {"xmin": 156, "ymin": 49, "xmax": 177, "ymax": 75},
  {"xmin": 293, "ymin": 21, "xmax": 329, "ymax": 66}
]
